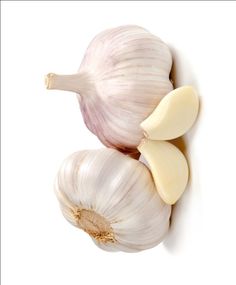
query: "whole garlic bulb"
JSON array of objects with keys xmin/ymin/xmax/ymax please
[
  {"xmin": 55, "ymin": 148, "xmax": 171, "ymax": 252},
  {"xmin": 46, "ymin": 25, "xmax": 173, "ymax": 154}
]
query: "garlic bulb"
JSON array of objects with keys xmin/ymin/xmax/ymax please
[
  {"xmin": 46, "ymin": 25, "xmax": 173, "ymax": 154},
  {"xmin": 55, "ymin": 148, "xmax": 171, "ymax": 252}
]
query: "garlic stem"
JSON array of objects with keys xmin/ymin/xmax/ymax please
[{"xmin": 45, "ymin": 72, "xmax": 86, "ymax": 93}]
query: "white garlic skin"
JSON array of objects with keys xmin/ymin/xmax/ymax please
[
  {"xmin": 55, "ymin": 148, "xmax": 171, "ymax": 252},
  {"xmin": 47, "ymin": 25, "xmax": 173, "ymax": 154}
]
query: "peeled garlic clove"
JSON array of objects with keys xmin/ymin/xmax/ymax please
[
  {"xmin": 46, "ymin": 25, "xmax": 173, "ymax": 154},
  {"xmin": 138, "ymin": 139, "xmax": 189, "ymax": 205},
  {"xmin": 55, "ymin": 148, "xmax": 171, "ymax": 252},
  {"xmin": 141, "ymin": 86, "xmax": 199, "ymax": 140}
]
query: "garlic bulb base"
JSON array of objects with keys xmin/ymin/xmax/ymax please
[{"xmin": 72, "ymin": 208, "xmax": 115, "ymax": 243}]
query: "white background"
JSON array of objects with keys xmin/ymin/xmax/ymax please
[{"xmin": 2, "ymin": 1, "xmax": 236, "ymax": 284}]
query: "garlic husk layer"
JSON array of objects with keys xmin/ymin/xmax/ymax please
[
  {"xmin": 47, "ymin": 25, "xmax": 173, "ymax": 154},
  {"xmin": 55, "ymin": 148, "xmax": 171, "ymax": 252}
]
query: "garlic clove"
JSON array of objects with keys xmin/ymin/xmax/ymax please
[
  {"xmin": 138, "ymin": 139, "xmax": 189, "ymax": 205},
  {"xmin": 140, "ymin": 86, "xmax": 199, "ymax": 140}
]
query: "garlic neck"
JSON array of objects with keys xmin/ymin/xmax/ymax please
[
  {"xmin": 45, "ymin": 72, "xmax": 90, "ymax": 94},
  {"xmin": 73, "ymin": 209, "xmax": 115, "ymax": 243}
]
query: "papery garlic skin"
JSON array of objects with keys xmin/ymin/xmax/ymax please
[
  {"xmin": 47, "ymin": 25, "xmax": 173, "ymax": 154},
  {"xmin": 55, "ymin": 148, "xmax": 171, "ymax": 252}
]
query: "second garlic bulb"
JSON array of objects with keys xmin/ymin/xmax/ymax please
[
  {"xmin": 55, "ymin": 148, "xmax": 171, "ymax": 252},
  {"xmin": 46, "ymin": 25, "xmax": 173, "ymax": 154}
]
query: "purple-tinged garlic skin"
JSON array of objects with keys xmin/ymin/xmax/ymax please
[{"xmin": 47, "ymin": 25, "xmax": 173, "ymax": 154}]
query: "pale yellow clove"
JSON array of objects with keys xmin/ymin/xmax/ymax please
[
  {"xmin": 138, "ymin": 139, "xmax": 189, "ymax": 205},
  {"xmin": 140, "ymin": 86, "xmax": 199, "ymax": 140}
]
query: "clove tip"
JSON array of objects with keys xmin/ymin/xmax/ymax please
[{"xmin": 137, "ymin": 138, "xmax": 148, "ymax": 152}]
